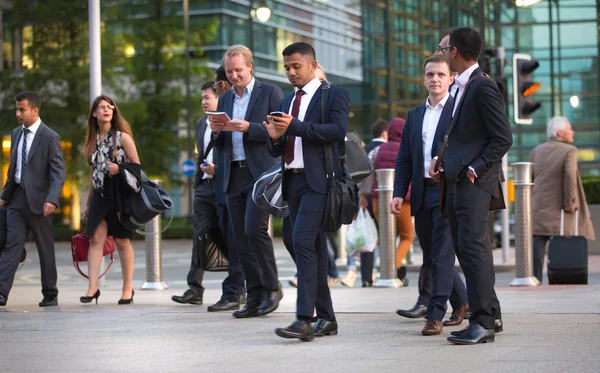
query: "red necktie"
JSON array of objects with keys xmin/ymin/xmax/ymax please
[{"xmin": 283, "ymin": 90, "xmax": 304, "ymax": 165}]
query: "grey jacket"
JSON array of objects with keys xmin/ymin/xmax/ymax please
[{"xmin": 1, "ymin": 122, "xmax": 66, "ymax": 214}]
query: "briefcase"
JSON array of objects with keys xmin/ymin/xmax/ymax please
[
  {"xmin": 547, "ymin": 210, "xmax": 588, "ymax": 285},
  {"xmin": 197, "ymin": 225, "xmax": 229, "ymax": 272}
]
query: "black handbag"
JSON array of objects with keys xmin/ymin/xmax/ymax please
[
  {"xmin": 321, "ymin": 85, "xmax": 358, "ymax": 232},
  {"xmin": 344, "ymin": 132, "xmax": 373, "ymax": 183},
  {"xmin": 197, "ymin": 225, "xmax": 229, "ymax": 272}
]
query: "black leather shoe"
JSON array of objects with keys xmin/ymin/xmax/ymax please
[
  {"xmin": 257, "ymin": 284, "xmax": 283, "ymax": 316},
  {"xmin": 362, "ymin": 281, "xmax": 373, "ymax": 288},
  {"xmin": 39, "ymin": 296, "xmax": 58, "ymax": 307},
  {"xmin": 396, "ymin": 303, "xmax": 427, "ymax": 319},
  {"xmin": 233, "ymin": 299, "xmax": 262, "ymax": 318},
  {"xmin": 275, "ymin": 319, "xmax": 314, "ymax": 342},
  {"xmin": 447, "ymin": 323, "xmax": 495, "ymax": 345},
  {"xmin": 207, "ymin": 299, "xmax": 240, "ymax": 312},
  {"xmin": 450, "ymin": 319, "xmax": 503, "ymax": 336},
  {"xmin": 171, "ymin": 289, "xmax": 203, "ymax": 305},
  {"xmin": 313, "ymin": 319, "xmax": 338, "ymax": 337},
  {"xmin": 0, "ymin": 294, "xmax": 6, "ymax": 306}
]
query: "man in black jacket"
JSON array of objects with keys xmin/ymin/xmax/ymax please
[{"xmin": 431, "ymin": 27, "xmax": 512, "ymax": 345}]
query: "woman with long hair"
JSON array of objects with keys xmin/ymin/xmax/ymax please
[{"xmin": 81, "ymin": 94, "xmax": 140, "ymax": 305}]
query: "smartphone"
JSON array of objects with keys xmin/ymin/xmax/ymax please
[
  {"xmin": 202, "ymin": 161, "xmax": 208, "ymax": 167},
  {"xmin": 269, "ymin": 111, "xmax": 284, "ymax": 117}
]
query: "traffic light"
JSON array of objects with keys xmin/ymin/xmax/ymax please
[{"xmin": 512, "ymin": 53, "xmax": 541, "ymax": 125}]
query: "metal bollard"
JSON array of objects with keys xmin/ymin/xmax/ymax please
[
  {"xmin": 374, "ymin": 168, "xmax": 402, "ymax": 288},
  {"xmin": 142, "ymin": 180, "xmax": 169, "ymax": 290},
  {"xmin": 510, "ymin": 163, "xmax": 540, "ymax": 287}
]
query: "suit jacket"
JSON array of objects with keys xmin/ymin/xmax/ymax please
[
  {"xmin": 194, "ymin": 116, "xmax": 227, "ymax": 205},
  {"xmin": 530, "ymin": 139, "xmax": 595, "ymax": 240},
  {"xmin": 267, "ymin": 83, "xmax": 350, "ymax": 196},
  {"xmin": 442, "ymin": 67, "xmax": 512, "ymax": 197},
  {"xmin": 393, "ymin": 96, "xmax": 454, "ymax": 216},
  {"xmin": 364, "ymin": 139, "xmax": 384, "ymax": 155},
  {"xmin": 1, "ymin": 122, "xmax": 66, "ymax": 214},
  {"xmin": 214, "ymin": 78, "xmax": 284, "ymax": 192}
]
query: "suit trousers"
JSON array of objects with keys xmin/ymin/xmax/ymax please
[
  {"xmin": 447, "ymin": 176, "xmax": 501, "ymax": 330},
  {"xmin": 415, "ymin": 184, "xmax": 468, "ymax": 320},
  {"xmin": 533, "ymin": 235, "xmax": 550, "ymax": 284},
  {"xmin": 0, "ymin": 186, "xmax": 58, "ymax": 299},
  {"xmin": 284, "ymin": 172, "xmax": 335, "ymax": 321},
  {"xmin": 188, "ymin": 179, "xmax": 244, "ymax": 301},
  {"xmin": 226, "ymin": 166, "xmax": 278, "ymax": 302}
]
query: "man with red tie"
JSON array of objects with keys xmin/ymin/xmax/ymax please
[{"xmin": 265, "ymin": 42, "xmax": 350, "ymax": 341}]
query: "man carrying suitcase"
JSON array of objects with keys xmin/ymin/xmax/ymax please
[{"xmin": 530, "ymin": 116, "xmax": 595, "ymax": 284}]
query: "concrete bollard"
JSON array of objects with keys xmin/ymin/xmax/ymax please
[
  {"xmin": 374, "ymin": 168, "xmax": 402, "ymax": 288},
  {"xmin": 142, "ymin": 180, "xmax": 169, "ymax": 290},
  {"xmin": 510, "ymin": 163, "xmax": 540, "ymax": 287}
]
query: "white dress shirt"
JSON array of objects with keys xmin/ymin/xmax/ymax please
[
  {"xmin": 231, "ymin": 77, "xmax": 255, "ymax": 161},
  {"xmin": 285, "ymin": 77, "xmax": 322, "ymax": 169},
  {"xmin": 16, "ymin": 117, "xmax": 42, "ymax": 184},
  {"xmin": 423, "ymin": 93, "xmax": 450, "ymax": 178},
  {"xmin": 452, "ymin": 63, "xmax": 479, "ymax": 117},
  {"xmin": 202, "ymin": 123, "xmax": 214, "ymax": 180}
]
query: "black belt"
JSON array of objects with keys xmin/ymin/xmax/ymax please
[
  {"xmin": 423, "ymin": 178, "xmax": 438, "ymax": 186},
  {"xmin": 231, "ymin": 160, "xmax": 248, "ymax": 168},
  {"xmin": 285, "ymin": 168, "xmax": 304, "ymax": 175}
]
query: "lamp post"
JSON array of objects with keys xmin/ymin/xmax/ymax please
[
  {"xmin": 248, "ymin": 1, "xmax": 271, "ymax": 51},
  {"xmin": 183, "ymin": 0, "xmax": 193, "ymax": 217}
]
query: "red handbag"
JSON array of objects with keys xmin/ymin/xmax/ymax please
[{"xmin": 71, "ymin": 231, "xmax": 115, "ymax": 279}]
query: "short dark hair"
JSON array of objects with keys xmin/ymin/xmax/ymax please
[
  {"xmin": 282, "ymin": 42, "xmax": 316, "ymax": 60},
  {"xmin": 423, "ymin": 55, "xmax": 450, "ymax": 70},
  {"xmin": 214, "ymin": 65, "xmax": 231, "ymax": 84},
  {"xmin": 449, "ymin": 27, "xmax": 483, "ymax": 62},
  {"xmin": 201, "ymin": 81, "xmax": 214, "ymax": 91},
  {"xmin": 15, "ymin": 91, "xmax": 41, "ymax": 110},
  {"xmin": 371, "ymin": 119, "xmax": 389, "ymax": 139}
]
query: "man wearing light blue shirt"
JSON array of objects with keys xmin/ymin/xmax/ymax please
[{"xmin": 210, "ymin": 45, "xmax": 284, "ymax": 319}]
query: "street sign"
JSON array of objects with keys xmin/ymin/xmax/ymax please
[{"xmin": 181, "ymin": 159, "xmax": 195, "ymax": 177}]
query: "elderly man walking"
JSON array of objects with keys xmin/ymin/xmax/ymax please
[{"xmin": 530, "ymin": 116, "xmax": 595, "ymax": 284}]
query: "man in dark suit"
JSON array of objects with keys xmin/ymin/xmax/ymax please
[
  {"xmin": 391, "ymin": 55, "xmax": 468, "ymax": 336},
  {"xmin": 431, "ymin": 27, "xmax": 512, "ymax": 345},
  {"xmin": 172, "ymin": 79, "xmax": 245, "ymax": 311},
  {"xmin": 265, "ymin": 42, "xmax": 349, "ymax": 341},
  {"xmin": 209, "ymin": 45, "xmax": 284, "ymax": 318},
  {"xmin": 0, "ymin": 91, "xmax": 66, "ymax": 307}
]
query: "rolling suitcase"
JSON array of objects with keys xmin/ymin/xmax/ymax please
[{"xmin": 547, "ymin": 210, "xmax": 588, "ymax": 285}]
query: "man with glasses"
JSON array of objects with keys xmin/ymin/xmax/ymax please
[
  {"xmin": 172, "ymin": 69, "xmax": 246, "ymax": 311},
  {"xmin": 430, "ymin": 27, "xmax": 512, "ymax": 345}
]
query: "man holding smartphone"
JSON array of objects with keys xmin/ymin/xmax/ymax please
[
  {"xmin": 264, "ymin": 42, "xmax": 350, "ymax": 341},
  {"xmin": 172, "ymin": 73, "xmax": 245, "ymax": 311}
]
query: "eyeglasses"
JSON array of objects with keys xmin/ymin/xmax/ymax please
[
  {"xmin": 212, "ymin": 81, "xmax": 224, "ymax": 90},
  {"xmin": 97, "ymin": 104, "xmax": 114, "ymax": 111},
  {"xmin": 437, "ymin": 46, "xmax": 454, "ymax": 55}
]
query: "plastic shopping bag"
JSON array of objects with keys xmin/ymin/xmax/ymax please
[{"xmin": 346, "ymin": 208, "xmax": 378, "ymax": 253}]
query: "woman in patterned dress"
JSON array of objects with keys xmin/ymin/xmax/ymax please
[{"xmin": 81, "ymin": 95, "xmax": 140, "ymax": 305}]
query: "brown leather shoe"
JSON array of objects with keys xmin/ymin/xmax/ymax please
[
  {"xmin": 443, "ymin": 304, "xmax": 469, "ymax": 327},
  {"xmin": 422, "ymin": 319, "xmax": 443, "ymax": 335}
]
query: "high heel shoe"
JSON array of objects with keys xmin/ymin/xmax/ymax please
[
  {"xmin": 80, "ymin": 289, "xmax": 101, "ymax": 304},
  {"xmin": 118, "ymin": 290, "xmax": 135, "ymax": 305}
]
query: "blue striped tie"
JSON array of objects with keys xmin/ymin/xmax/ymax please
[{"xmin": 20, "ymin": 128, "xmax": 30, "ymax": 184}]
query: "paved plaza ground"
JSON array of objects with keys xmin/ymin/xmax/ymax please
[{"xmin": 1, "ymin": 239, "xmax": 599, "ymax": 373}]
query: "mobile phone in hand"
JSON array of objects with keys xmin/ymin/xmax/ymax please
[{"xmin": 269, "ymin": 111, "xmax": 284, "ymax": 117}]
